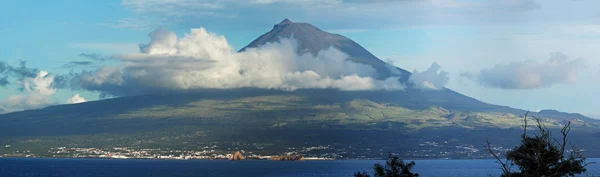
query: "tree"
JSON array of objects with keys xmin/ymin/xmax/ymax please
[
  {"xmin": 354, "ymin": 152, "xmax": 419, "ymax": 177},
  {"xmin": 485, "ymin": 112, "xmax": 591, "ymax": 177}
]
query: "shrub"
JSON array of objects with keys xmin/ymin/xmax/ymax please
[
  {"xmin": 485, "ymin": 112, "xmax": 591, "ymax": 177},
  {"xmin": 354, "ymin": 152, "xmax": 419, "ymax": 177}
]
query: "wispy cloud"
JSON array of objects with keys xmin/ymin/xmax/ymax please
[
  {"xmin": 0, "ymin": 61, "xmax": 39, "ymax": 82},
  {"xmin": 78, "ymin": 53, "xmax": 114, "ymax": 61},
  {"xmin": 70, "ymin": 43, "xmax": 139, "ymax": 54},
  {"xmin": 110, "ymin": 17, "xmax": 176, "ymax": 31},
  {"xmin": 60, "ymin": 61, "xmax": 94, "ymax": 68},
  {"xmin": 113, "ymin": 0, "xmax": 542, "ymax": 30}
]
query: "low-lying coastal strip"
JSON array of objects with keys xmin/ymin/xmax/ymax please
[{"xmin": 0, "ymin": 147, "xmax": 334, "ymax": 161}]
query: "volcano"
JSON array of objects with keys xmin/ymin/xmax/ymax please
[
  {"xmin": 238, "ymin": 19, "xmax": 592, "ymax": 120},
  {"xmin": 240, "ymin": 19, "xmax": 410, "ymax": 81},
  {"xmin": 0, "ymin": 19, "xmax": 598, "ymax": 158}
]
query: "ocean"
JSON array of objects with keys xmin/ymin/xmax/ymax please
[{"xmin": 0, "ymin": 158, "xmax": 598, "ymax": 177}]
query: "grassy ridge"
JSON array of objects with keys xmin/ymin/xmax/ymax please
[
  {"xmin": 1, "ymin": 93, "xmax": 599, "ymax": 158},
  {"xmin": 107, "ymin": 95, "xmax": 597, "ymax": 130}
]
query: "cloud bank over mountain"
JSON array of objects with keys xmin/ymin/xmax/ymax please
[
  {"xmin": 67, "ymin": 94, "xmax": 86, "ymax": 104},
  {"xmin": 73, "ymin": 27, "xmax": 406, "ymax": 97},
  {"xmin": 0, "ymin": 71, "xmax": 58, "ymax": 113},
  {"xmin": 408, "ymin": 62, "xmax": 449, "ymax": 90},
  {"xmin": 1, "ymin": 25, "xmax": 453, "ymax": 113}
]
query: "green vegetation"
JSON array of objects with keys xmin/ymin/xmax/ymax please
[
  {"xmin": 104, "ymin": 96, "xmax": 596, "ymax": 130},
  {"xmin": 485, "ymin": 113, "xmax": 591, "ymax": 177},
  {"xmin": 354, "ymin": 152, "xmax": 419, "ymax": 177},
  {"xmin": 1, "ymin": 91, "xmax": 600, "ymax": 158}
]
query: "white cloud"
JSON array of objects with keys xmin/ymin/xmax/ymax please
[
  {"xmin": 122, "ymin": 0, "xmax": 224, "ymax": 13},
  {"xmin": 115, "ymin": 0, "xmax": 541, "ymax": 30},
  {"xmin": 67, "ymin": 94, "xmax": 87, "ymax": 104},
  {"xmin": 74, "ymin": 27, "xmax": 404, "ymax": 96},
  {"xmin": 0, "ymin": 71, "xmax": 57, "ymax": 114},
  {"xmin": 0, "ymin": 95, "xmax": 53, "ymax": 113},
  {"xmin": 22, "ymin": 71, "xmax": 56, "ymax": 95},
  {"xmin": 70, "ymin": 43, "xmax": 140, "ymax": 54},
  {"xmin": 476, "ymin": 52, "xmax": 586, "ymax": 89},
  {"xmin": 408, "ymin": 62, "xmax": 449, "ymax": 90}
]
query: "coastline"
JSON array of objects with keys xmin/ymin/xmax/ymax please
[
  {"xmin": 0, "ymin": 156, "xmax": 507, "ymax": 161},
  {"xmin": 0, "ymin": 156, "xmax": 334, "ymax": 161}
]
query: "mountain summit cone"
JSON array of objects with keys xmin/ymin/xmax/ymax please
[
  {"xmin": 0, "ymin": 19, "xmax": 596, "ymax": 159},
  {"xmin": 280, "ymin": 18, "xmax": 292, "ymax": 24},
  {"xmin": 240, "ymin": 18, "xmax": 410, "ymax": 81}
]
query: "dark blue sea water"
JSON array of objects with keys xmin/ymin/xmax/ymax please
[{"xmin": 0, "ymin": 158, "xmax": 599, "ymax": 177}]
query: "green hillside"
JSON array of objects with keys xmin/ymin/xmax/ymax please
[
  {"xmin": 96, "ymin": 94, "xmax": 599, "ymax": 130},
  {"xmin": 1, "ymin": 90, "xmax": 599, "ymax": 159}
]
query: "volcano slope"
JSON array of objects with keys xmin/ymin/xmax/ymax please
[{"xmin": 1, "ymin": 19, "xmax": 598, "ymax": 158}]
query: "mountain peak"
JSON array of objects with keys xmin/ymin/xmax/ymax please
[
  {"xmin": 240, "ymin": 19, "xmax": 411, "ymax": 81},
  {"xmin": 280, "ymin": 18, "xmax": 293, "ymax": 24}
]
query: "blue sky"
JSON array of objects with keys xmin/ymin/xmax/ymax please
[{"xmin": 1, "ymin": 0, "xmax": 599, "ymax": 117}]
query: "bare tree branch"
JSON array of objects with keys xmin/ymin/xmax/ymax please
[{"xmin": 484, "ymin": 139, "xmax": 511, "ymax": 176}]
